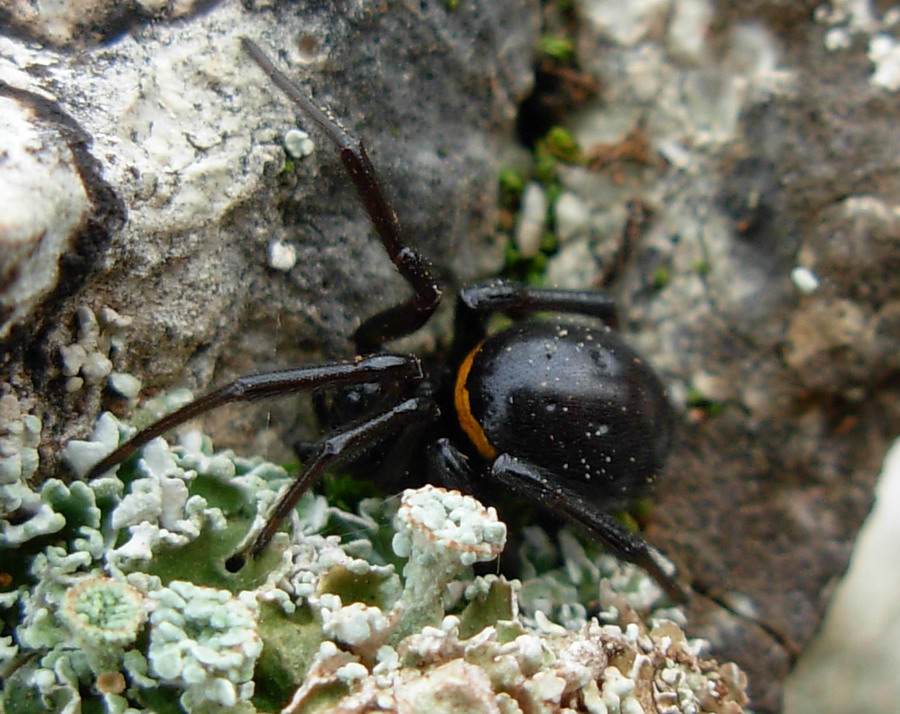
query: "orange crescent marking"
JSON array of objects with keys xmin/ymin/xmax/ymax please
[{"xmin": 454, "ymin": 341, "xmax": 498, "ymax": 461}]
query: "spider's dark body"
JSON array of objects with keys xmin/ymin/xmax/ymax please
[
  {"xmin": 456, "ymin": 320, "xmax": 671, "ymax": 497},
  {"xmin": 87, "ymin": 39, "xmax": 681, "ymax": 599}
]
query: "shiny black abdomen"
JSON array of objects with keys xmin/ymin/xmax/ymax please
[{"xmin": 463, "ymin": 320, "xmax": 673, "ymax": 501}]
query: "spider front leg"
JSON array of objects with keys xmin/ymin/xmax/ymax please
[
  {"xmin": 426, "ymin": 437, "xmax": 478, "ymax": 493},
  {"xmin": 86, "ymin": 354, "xmax": 422, "ymax": 479},
  {"xmin": 242, "ymin": 38, "xmax": 442, "ymax": 353},
  {"xmin": 228, "ymin": 393, "xmax": 437, "ymax": 571},
  {"xmin": 83, "ymin": 353, "xmax": 431, "ymax": 571}
]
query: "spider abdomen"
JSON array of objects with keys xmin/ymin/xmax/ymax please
[{"xmin": 455, "ymin": 320, "xmax": 673, "ymax": 499}]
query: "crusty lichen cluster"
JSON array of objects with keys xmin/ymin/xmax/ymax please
[
  {"xmin": 0, "ymin": 397, "xmax": 749, "ymax": 714},
  {"xmin": 280, "ymin": 589, "xmax": 748, "ymax": 714}
]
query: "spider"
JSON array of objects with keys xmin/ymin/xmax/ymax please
[{"xmin": 87, "ymin": 38, "xmax": 682, "ymax": 601}]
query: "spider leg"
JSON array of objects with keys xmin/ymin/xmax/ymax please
[
  {"xmin": 426, "ymin": 437, "xmax": 479, "ymax": 493},
  {"xmin": 292, "ymin": 439, "xmax": 318, "ymax": 461},
  {"xmin": 242, "ymin": 38, "xmax": 442, "ymax": 353},
  {"xmin": 454, "ymin": 280, "xmax": 619, "ymax": 358},
  {"xmin": 228, "ymin": 394, "xmax": 437, "ymax": 571},
  {"xmin": 368, "ymin": 417, "xmax": 432, "ymax": 492},
  {"xmin": 427, "ymin": 438, "xmax": 684, "ymax": 601},
  {"xmin": 86, "ymin": 354, "xmax": 421, "ymax": 479},
  {"xmin": 490, "ymin": 453, "xmax": 687, "ymax": 602}
]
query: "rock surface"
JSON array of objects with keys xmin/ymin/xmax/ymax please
[
  {"xmin": 2, "ymin": 2, "xmax": 900, "ymax": 712},
  {"xmin": 0, "ymin": 0, "xmax": 537, "ymax": 469}
]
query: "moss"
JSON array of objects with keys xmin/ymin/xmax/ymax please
[
  {"xmin": 253, "ymin": 603, "xmax": 322, "ymax": 712},
  {"xmin": 317, "ymin": 564, "xmax": 401, "ymax": 609},
  {"xmin": 685, "ymin": 387, "xmax": 725, "ymax": 416},
  {"xmin": 140, "ymin": 519, "xmax": 277, "ymax": 591},
  {"xmin": 539, "ymin": 34, "xmax": 576, "ymax": 62},
  {"xmin": 458, "ymin": 577, "xmax": 517, "ymax": 639}
]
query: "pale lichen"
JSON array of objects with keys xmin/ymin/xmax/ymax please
[
  {"xmin": 282, "ymin": 605, "xmax": 748, "ymax": 714},
  {"xmin": 283, "ymin": 128, "xmax": 314, "ymax": 159},
  {"xmin": 391, "ymin": 484, "xmax": 507, "ymax": 639},
  {"xmin": 58, "ymin": 306, "xmax": 121, "ymax": 394},
  {"xmin": 0, "ymin": 391, "xmax": 51, "ymax": 546},
  {"xmin": 0, "ymin": 399, "xmax": 749, "ymax": 713},
  {"xmin": 147, "ymin": 581, "xmax": 262, "ymax": 711},
  {"xmin": 816, "ymin": 2, "xmax": 900, "ymax": 91}
]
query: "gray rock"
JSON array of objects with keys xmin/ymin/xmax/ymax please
[
  {"xmin": 561, "ymin": 1, "xmax": 900, "ymax": 710},
  {"xmin": 0, "ymin": 0, "xmax": 539, "ymax": 470}
]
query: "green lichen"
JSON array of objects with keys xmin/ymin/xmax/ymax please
[
  {"xmin": 147, "ymin": 581, "xmax": 261, "ymax": 712},
  {"xmin": 390, "ymin": 485, "xmax": 506, "ymax": 639},
  {"xmin": 60, "ymin": 576, "xmax": 146, "ymax": 647},
  {"xmin": 0, "ymin": 393, "xmax": 749, "ymax": 714}
]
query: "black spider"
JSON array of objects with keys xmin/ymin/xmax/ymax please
[{"xmin": 86, "ymin": 38, "xmax": 681, "ymax": 600}]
